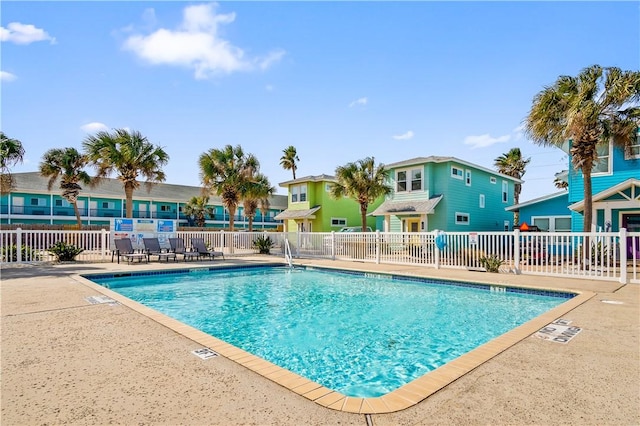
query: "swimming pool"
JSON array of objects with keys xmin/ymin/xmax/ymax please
[{"xmin": 88, "ymin": 265, "xmax": 576, "ymax": 398}]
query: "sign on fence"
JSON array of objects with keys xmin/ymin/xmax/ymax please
[{"xmin": 110, "ymin": 219, "xmax": 177, "ymax": 249}]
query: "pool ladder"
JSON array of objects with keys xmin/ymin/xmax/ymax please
[{"xmin": 284, "ymin": 238, "xmax": 293, "ymax": 268}]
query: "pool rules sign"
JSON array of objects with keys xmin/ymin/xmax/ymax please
[{"xmin": 534, "ymin": 318, "xmax": 582, "ymax": 344}]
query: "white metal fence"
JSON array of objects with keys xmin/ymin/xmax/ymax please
[{"xmin": 1, "ymin": 228, "xmax": 638, "ymax": 284}]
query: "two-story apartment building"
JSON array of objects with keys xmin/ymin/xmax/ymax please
[
  {"xmin": 370, "ymin": 156, "xmax": 520, "ymax": 232},
  {"xmin": 274, "ymin": 174, "xmax": 381, "ymax": 232},
  {"xmin": 1, "ymin": 172, "xmax": 287, "ymax": 229}
]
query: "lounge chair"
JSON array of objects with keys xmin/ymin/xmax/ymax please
[
  {"xmin": 143, "ymin": 238, "xmax": 177, "ymax": 262},
  {"xmin": 112, "ymin": 238, "xmax": 148, "ymax": 264},
  {"xmin": 191, "ymin": 237, "xmax": 224, "ymax": 260},
  {"xmin": 169, "ymin": 237, "xmax": 200, "ymax": 262}
]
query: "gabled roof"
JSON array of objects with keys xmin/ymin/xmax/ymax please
[
  {"xmin": 384, "ymin": 156, "xmax": 522, "ymax": 183},
  {"xmin": 369, "ymin": 195, "xmax": 443, "ymax": 216},
  {"xmin": 569, "ymin": 178, "xmax": 640, "ymax": 212},
  {"xmin": 278, "ymin": 174, "xmax": 336, "ymax": 187},
  {"xmin": 505, "ymin": 191, "xmax": 568, "ymax": 212},
  {"xmin": 273, "ymin": 206, "xmax": 321, "ymax": 220}
]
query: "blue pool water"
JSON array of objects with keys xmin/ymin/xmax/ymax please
[{"xmin": 89, "ymin": 266, "xmax": 573, "ymax": 397}]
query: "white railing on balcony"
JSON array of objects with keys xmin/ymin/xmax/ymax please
[{"xmin": 1, "ymin": 228, "xmax": 638, "ymax": 284}]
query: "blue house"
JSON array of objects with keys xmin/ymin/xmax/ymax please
[
  {"xmin": 507, "ymin": 131, "xmax": 640, "ymax": 233},
  {"xmin": 370, "ymin": 156, "xmax": 520, "ymax": 232}
]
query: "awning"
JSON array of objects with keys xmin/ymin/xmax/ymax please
[
  {"xmin": 369, "ymin": 195, "xmax": 443, "ymax": 216},
  {"xmin": 273, "ymin": 205, "xmax": 321, "ymax": 220}
]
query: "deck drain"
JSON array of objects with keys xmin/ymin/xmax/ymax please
[
  {"xmin": 85, "ymin": 295, "xmax": 118, "ymax": 305},
  {"xmin": 192, "ymin": 348, "xmax": 219, "ymax": 360},
  {"xmin": 534, "ymin": 318, "xmax": 581, "ymax": 344},
  {"xmin": 601, "ymin": 300, "xmax": 624, "ymax": 305}
]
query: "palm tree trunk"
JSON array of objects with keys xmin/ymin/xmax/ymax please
[
  {"xmin": 125, "ymin": 184, "xmax": 134, "ymax": 218},
  {"xmin": 360, "ymin": 205, "xmax": 368, "ymax": 232},
  {"xmin": 248, "ymin": 217, "xmax": 254, "ymax": 232},
  {"xmin": 72, "ymin": 201, "xmax": 82, "ymax": 228},
  {"xmin": 582, "ymin": 167, "xmax": 593, "ymax": 232},
  {"xmin": 228, "ymin": 205, "xmax": 236, "ymax": 231}
]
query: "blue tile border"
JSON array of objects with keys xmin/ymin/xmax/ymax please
[{"xmin": 84, "ymin": 263, "xmax": 575, "ymax": 300}]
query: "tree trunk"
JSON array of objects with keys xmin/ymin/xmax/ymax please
[
  {"xmin": 228, "ymin": 205, "xmax": 236, "ymax": 231},
  {"xmin": 361, "ymin": 204, "xmax": 368, "ymax": 232},
  {"xmin": 248, "ymin": 217, "xmax": 254, "ymax": 232},
  {"xmin": 582, "ymin": 167, "xmax": 593, "ymax": 232},
  {"xmin": 72, "ymin": 201, "xmax": 82, "ymax": 228},
  {"xmin": 125, "ymin": 184, "xmax": 134, "ymax": 218}
]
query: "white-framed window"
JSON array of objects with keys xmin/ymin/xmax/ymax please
[
  {"xmin": 396, "ymin": 168, "xmax": 422, "ymax": 192},
  {"xmin": 626, "ymin": 131, "xmax": 640, "ymax": 160},
  {"xmin": 592, "ymin": 141, "xmax": 612, "ymax": 174},
  {"xmin": 532, "ymin": 216, "xmax": 572, "ymax": 232},
  {"xmin": 490, "ymin": 177, "xmax": 497, "ymax": 184},
  {"xmin": 325, "ymin": 183, "xmax": 332, "ymax": 192},
  {"xmin": 331, "ymin": 217, "xmax": 347, "ymax": 227},
  {"xmin": 502, "ymin": 181, "xmax": 509, "ymax": 203},
  {"xmin": 479, "ymin": 194, "xmax": 485, "ymax": 208},
  {"xmin": 160, "ymin": 205, "xmax": 171, "ymax": 212},
  {"xmin": 465, "ymin": 170, "xmax": 471, "ymax": 186},
  {"xmin": 451, "ymin": 166, "xmax": 463, "ymax": 179},
  {"xmin": 102, "ymin": 201, "xmax": 115, "ymax": 209},
  {"xmin": 30, "ymin": 198, "xmax": 46, "ymax": 206},
  {"xmin": 455, "ymin": 212, "xmax": 470, "ymax": 225},
  {"xmin": 55, "ymin": 199, "xmax": 71, "ymax": 207},
  {"xmin": 291, "ymin": 184, "xmax": 307, "ymax": 203}
]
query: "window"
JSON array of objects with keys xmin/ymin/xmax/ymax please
[
  {"xmin": 102, "ymin": 201, "xmax": 115, "ymax": 209},
  {"xmin": 451, "ymin": 166, "xmax": 463, "ymax": 179},
  {"xmin": 592, "ymin": 141, "xmax": 611, "ymax": 174},
  {"xmin": 532, "ymin": 216, "xmax": 572, "ymax": 232},
  {"xmin": 291, "ymin": 184, "xmax": 307, "ymax": 203},
  {"xmin": 396, "ymin": 171, "xmax": 407, "ymax": 192},
  {"xmin": 625, "ymin": 131, "xmax": 640, "ymax": 160},
  {"xmin": 331, "ymin": 218, "xmax": 347, "ymax": 226},
  {"xmin": 504, "ymin": 221, "xmax": 510, "ymax": 231},
  {"xmin": 502, "ymin": 181, "xmax": 508, "ymax": 203},
  {"xmin": 411, "ymin": 169, "xmax": 422, "ymax": 191},
  {"xmin": 396, "ymin": 168, "xmax": 422, "ymax": 192},
  {"xmin": 55, "ymin": 199, "xmax": 70, "ymax": 207},
  {"xmin": 30, "ymin": 198, "xmax": 45, "ymax": 206},
  {"xmin": 160, "ymin": 205, "xmax": 171, "ymax": 212},
  {"xmin": 325, "ymin": 183, "xmax": 332, "ymax": 192},
  {"xmin": 465, "ymin": 170, "xmax": 471, "ymax": 186},
  {"xmin": 490, "ymin": 177, "xmax": 497, "ymax": 184},
  {"xmin": 479, "ymin": 194, "xmax": 485, "ymax": 208},
  {"xmin": 455, "ymin": 212, "xmax": 470, "ymax": 225}
]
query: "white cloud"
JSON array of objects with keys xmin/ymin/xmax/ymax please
[
  {"xmin": 512, "ymin": 124, "xmax": 526, "ymax": 141},
  {"xmin": 463, "ymin": 133, "xmax": 511, "ymax": 149},
  {"xmin": 265, "ymin": 84, "xmax": 274, "ymax": 92},
  {"xmin": 0, "ymin": 22, "xmax": 55, "ymax": 44},
  {"xmin": 0, "ymin": 71, "xmax": 17, "ymax": 82},
  {"xmin": 80, "ymin": 122, "xmax": 109, "ymax": 133},
  {"xmin": 122, "ymin": 3, "xmax": 284, "ymax": 79},
  {"xmin": 393, "ymin": 131, "xmax": 414, "ymax": 140},
  {"xmin": 349, "ymin": 97, "xmax": 368, "ymax": 107}
]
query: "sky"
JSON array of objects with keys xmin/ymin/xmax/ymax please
[{"xmin": 2, "ymin": 1, "xmax": 639, "ymax": 201}]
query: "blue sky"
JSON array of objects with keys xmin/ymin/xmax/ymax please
[{"xmin": 2, "ymin": 1, "xmax": 638, "ymax": 201}]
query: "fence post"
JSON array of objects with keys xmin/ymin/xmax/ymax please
[
  {"xmin": 513, "ymin": 229, "xmax": 520, "ymax": 274},
  {"xmin": 375, "ymin": 230, "xmax": 381, "ymax": 264},
  {"xmin": 434, "ymin": 230, "xmax": 440, "ymax": 269},
  {"xmin": 101, "ymin": 228, "xmax": 108, "ymax": 261},
  {"xmin": 331, "ymin": 231, "xmax": 336, "ymax": 261},
  {"xmin": 619, "ymin": 228, "xmax": 627, "ymax": 284},
  {"xmin": 16, "ymin": 227, "xmax": 23, "ymax": 263}
]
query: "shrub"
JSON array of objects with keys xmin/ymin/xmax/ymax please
[
  {"xmin": 47, "ymin": 241, "xmax": 84, "ymax": 262},
  {"xmin": 252, "ymin": 235, "xmax": 274, "ymax": 254},
  {"xmin": 479, "ymin": 254, "xmax": 505, "ymax": 273},
  {"xmin": 0, "ymin": 244, "xmax": 40, "ymax": 262}
]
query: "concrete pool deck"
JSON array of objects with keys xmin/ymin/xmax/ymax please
[{"xmin": 1, "ymin": 257, "xmax": 638, "ymax": 425}]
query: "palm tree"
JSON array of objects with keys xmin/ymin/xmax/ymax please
[
  {"xmin": 39, "ymin": 148, "xmax": 91, "ymax": 227},
  {"xmin": 82, "ymin": 129, "xmax": 169, "ymax": 218},
  {"xmin": 494, "ymin": 147, "xmax": 531, "ymax": 226},
  {"xmin": 0, "ymin": 132, "xmax": 26, "ymax": 193},
  {"xmin": 242, "ymin": 173, "xmax": 275, "ymax": 231},
  {"xmin": 525, "ymin": 65, "xmax": 640, "ymax": 231},
  {"xmin": 554, "ymin": 171, "xmax": 569, "ymax": 190},
  {"xmin": 199, "ymin": 144, "xmax": 258, "ymax": 231},
  {"xmin": 183, "ymin": 196, "xmax": 214, "ymax": 227},
  {"xmin": 329, "ymin": 157, "xmax": 391, "ymax": 232},
  {"xmin": 280, "ymin": 146, "xmax": 299, "ymax": 180}
]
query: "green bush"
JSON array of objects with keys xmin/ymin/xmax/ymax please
[
  {"xmin": 1, "ymin": 245, "xmax": 40, "ymax": 262},
  {"xmin": 252, "ymin": 235, "xmax": 274, "ymax": 254},
  {"xmin": 479, "ymin": 254, "xmax": 505, "ymax": 273},
  {"xmin": 47, "ymin": 241, "xmax": 84, "ymax": 262}
]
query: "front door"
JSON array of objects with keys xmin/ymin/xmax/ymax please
[
  {"xmin": 407, "ymin": 218, "xmax": 420, "ymax": 233},
  {"xmin": 622, "ymin": 213, "xmax": 640, "ymax": 259}
]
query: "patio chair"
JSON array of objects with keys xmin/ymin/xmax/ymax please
[
  {"xmin": 191, "ymin": 237, "xmax": 224, "ymax": 260},
  {"xmin": 143, "ymin": 238, "xmax": 177, "ymax": 262},
  {"xmin": 112, "ymin": 238, "xmax": 148, "ymax": 264},
  {"xmin": 169, "ymin": 237, "xmax": 200, "ymax": 262}
]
